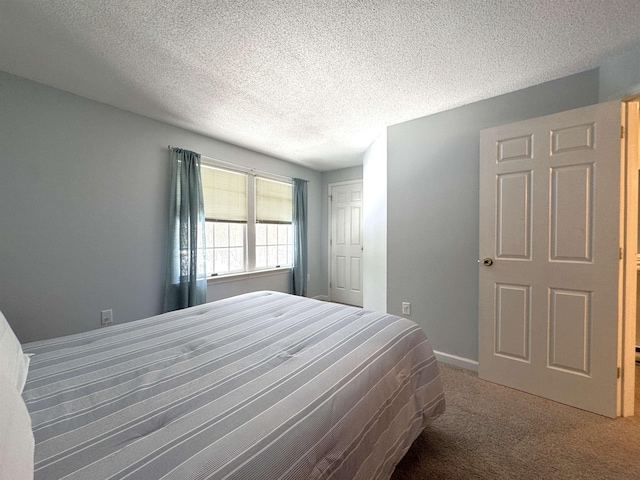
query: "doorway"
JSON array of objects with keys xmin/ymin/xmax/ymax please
[
  {"xmin": 627, "ymin": 98, "xmax": 640, "ymax": 414},
  {"xmin": 623, "ymin": 97, "xmax": 639, "ymax": 416}
]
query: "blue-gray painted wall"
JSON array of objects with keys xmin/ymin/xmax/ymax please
[{"xmin": 386, "ymin": 69, "xmax": 600, "ymax": 361}]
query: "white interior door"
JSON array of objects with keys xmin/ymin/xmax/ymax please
[
  {"xmin": 330, "ymin": 181, "xmax": 363, "ymax": 307},
  {"xmin": 479, "ymin": 101, "xmax": 622, "ymax": 418}
]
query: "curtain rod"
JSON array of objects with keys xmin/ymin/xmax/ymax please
[{"xmin": 168, "ymin": 145, "xmax": 308, "ymax": 183}]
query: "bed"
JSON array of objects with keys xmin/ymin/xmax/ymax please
[{"xmin": 12, "ymin": 291, "xmax": 445, "ymax": 479}]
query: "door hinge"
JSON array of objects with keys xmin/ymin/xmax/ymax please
[
  {"xmin": 621, "ymin": 125, "xmax": 625, "ymax": 139},
  {"xmin": 619, "ymin": 247, "xmax": 623, "ymax": 260},
  {"xmin": 617, "ymin": 367, "xmax": 621, "ymax": 379}
]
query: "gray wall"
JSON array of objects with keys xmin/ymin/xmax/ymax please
[
  {"xmin": 0, "ymin": 71, "xmax": 323, "ymax": 343},
  {"xmin": 599, "ymin": 43, "xmax": 640, "ymax": 101},
  {"xmin": 386, "ymin": 69, "xmax": 600, "ymax": 361}
]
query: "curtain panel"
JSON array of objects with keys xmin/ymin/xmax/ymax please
[
  {"xmin": 292, "ymin": 178, "xmax": 308, "ymax": 296},
  {"xmin": 163, "ymin": 148, "xmax": 207, "ymax": 311}
]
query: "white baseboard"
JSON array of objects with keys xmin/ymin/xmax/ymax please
[
  {"xmin": 312, "ymin": 295, "xmax": 329, "ymax": 301},
  {"xmin": 433, "ymin": 350, "xmax": 479, "ymax": 372}
]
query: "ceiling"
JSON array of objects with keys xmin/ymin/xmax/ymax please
[{"xmin": 1, "ymin": 1, "xmax": 640, "ymax": 171}]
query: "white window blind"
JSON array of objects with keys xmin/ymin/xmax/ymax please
[
  {"xmin": 201, "ymin": 166, "xmax": 247, "ymax": 222},
  {"xmin": 256, "ymin": 177, "xmax": 292, "ymax": 224}
]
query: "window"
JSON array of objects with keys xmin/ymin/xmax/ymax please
[
  {"xmin": 255, "ymin": 177, "xmax": 293, "ymax": 269},
  {"xmin": 201, "ymin": 163, "xmax": 293, "ymax": 277},
  {"xmin": 204, "ymin": 222, "xmax": 245, "ymax": 274}
]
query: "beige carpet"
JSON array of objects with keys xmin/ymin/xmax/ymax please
[{"xmin": 391, "ymin": 363, "xmax": 640, "ymax": 480}]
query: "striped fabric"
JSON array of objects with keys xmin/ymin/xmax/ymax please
[{"xmin": 22, "ymin": 291, "xmax": 445, "ymax": 480}]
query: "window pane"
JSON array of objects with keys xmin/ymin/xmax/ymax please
[
  {"xmin": 253, "ymin": 222, "xmax": 293, "ymax": 269},
  {"xmin": 205, "ymin": 221, "xmax": 247, "ymax": 275},
  {"xmin": 277, "ymin": 245, "xmax": 288, "ymax": 265},
  {"xmin": 229, "ymin": 247, "xmax": 244, "ymax": 271},
  {"xmin": 256, "ymin": 223, "xmax": 267, "ymax": 246},
  {"xmin": 267, "ymin": 224, "xmax": 278, "ymax": 245},
  {"xmin": 206, "ymin": 249, "xmax": 214, "ymax": 275},
  {"xmin": 277, "ymin": 224, "xmax": 288, "ymax": 244},
  {"xmin": 215, "ymin": 248, "xmax": 229, "ymax": 273},
  {"xmin": 256, "ymin": 246, "xmax": 267, "ymax": 268},
  {"xmin": 214, "ymin": 223, "xmax": 229, "ymax": 247},
  {"xmin": 205, "ymin": 222, "xmax": 214, "ymax": 247},
  {"xmin": 229, "ymin": 223, "xmax": 244, "ymax": 247},
  {"xmin": 267, "ymin": 246, "xmax": 278, "ymax": 266}
]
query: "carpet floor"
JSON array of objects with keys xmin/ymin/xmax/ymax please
[{"xmin": 391, "ymin": 363, "xmax": 640, "ymax": 480}]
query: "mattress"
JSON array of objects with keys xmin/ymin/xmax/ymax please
[{"xmin": 22, "ymin": 291, "xmax": 445, "ymax": 479}]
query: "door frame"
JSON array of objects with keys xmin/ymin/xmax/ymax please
[
  {"xmin": 327, "ymin": 179, "xmax": 364, "ymax": 303},
  {"xmin": 621, "ymin": 98, "xmax": 639, "ymax": 416}
]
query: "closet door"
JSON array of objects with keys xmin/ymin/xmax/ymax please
[{"xmin": 330, "ymin": 181, "xmax": 363, "ymax": 307}]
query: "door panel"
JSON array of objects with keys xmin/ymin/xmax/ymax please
[
  {"xmin": 548, "ymin": 288, "xmax": 591, "ymax": 375},
  {"xmin": 479, "ymin": 101, "xmax": 621, "ymax": 418},
  {"xmin": 330, "ymin": 182, "xmax": 363, "ymax": 306},
  {"xmin": 497, "ymin": 171, "xmax": 532, "ymax": 259},
  {"xmin": 550, "ymin": 164, "xmax": 593, "ymax": 261},
  {"xmin": 495, "ymin": 283, "xmax": 531, "ymax": 361}
]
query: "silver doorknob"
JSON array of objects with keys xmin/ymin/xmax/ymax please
[{"xmin": 483, "ymin": 258, "xmax": 493, "ymax": 266}]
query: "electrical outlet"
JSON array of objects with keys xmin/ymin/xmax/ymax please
[
  {"xmin": 402, "ymin": 302, "xmax": 411, "ymax": 315},
  {"xmin": 101, "ymin": 309, "xmax": 113, "ymax": 326},
  {"xmin": 307, "ymin": 273, "xmax": 311, "ymax": 282}
]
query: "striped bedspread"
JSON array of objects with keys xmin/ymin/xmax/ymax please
[{"xmin": 22, "ymin": 291, "xmax": 445, "ymax": 480}]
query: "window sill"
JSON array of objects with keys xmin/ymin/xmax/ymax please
[{"xmin": 206, "ymin": 267, "xmax": 291, "ymax": 285}]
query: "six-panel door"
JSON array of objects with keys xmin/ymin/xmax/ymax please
[{"xmin": 479, "ymin": 101, "xmax": 621, "ymax": 417}]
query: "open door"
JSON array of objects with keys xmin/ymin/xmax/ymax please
[{"xmin": 479, "ymin": 101, "xmax": 623, "ymax": 418}]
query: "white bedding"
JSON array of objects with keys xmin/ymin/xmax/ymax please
[
  {"xmin": 0, "ymin": 373, "xmax": 34, "ymax": 480},
  {"xmin": 22, "ymin": 291, "xmax": 445, "ymax": 479}
]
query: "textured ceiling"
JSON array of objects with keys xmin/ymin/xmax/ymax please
[{"xmin": 1, "ymin": 1, "xmax": 640, "ymax": 171}]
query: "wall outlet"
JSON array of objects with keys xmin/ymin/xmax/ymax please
[
  {"xmin": 307, "ymin": 273, "xmax": 311, "ymax": 282},
  {"xmin": 402, "ymin": 302, "xmax": 411, "ymax": 315},
  {"xmin": 101, "ymin": 309, "xmax": 113, "ymax": 326}
]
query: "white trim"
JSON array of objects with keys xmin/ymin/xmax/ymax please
[
  {"xmin": 206, "ymin": 267, "xmax": 290, "ymax": 285},
  {"xmin": 434, "ymin": 350, "xmax": 479, "ymax": 372}
]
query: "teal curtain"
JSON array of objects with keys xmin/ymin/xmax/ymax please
[
  {"xmin": 292, "ymin": 178, "xmax": 308, "ymax": 296},
  {"xmin": 163, "ymin": 148, "xmax": 207, "ymax": 311}
]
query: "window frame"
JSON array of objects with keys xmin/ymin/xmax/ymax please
[{"xmin": 201, "ymin": 159, "xmax": 293, "ymax": 282}]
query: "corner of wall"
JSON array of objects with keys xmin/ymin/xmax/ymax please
[
  {"xmin": 599, "ymin": 44, "xmax": 640, "ymax": 101},
  {"xmin": 362, "ymin": 131, "xmax": 387, "ymax": 312}
]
